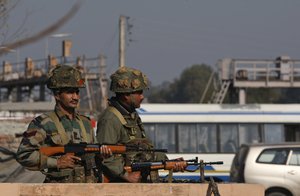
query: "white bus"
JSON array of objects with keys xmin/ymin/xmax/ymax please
[{"xmin": 137, "ymin": 103, "xmax": 300, "ymax": 182}]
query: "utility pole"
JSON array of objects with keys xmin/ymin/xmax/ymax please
[
  {"xmin": 99, "ymin": 54, "xmax": 108, "ymax": 112},
  {"xmin": 80, "ymin": 55, "xmax": 93, "ymax": 112},
  {"xmin": 119, "ymin": 15, "xmax": 126, "ymax": 67}
]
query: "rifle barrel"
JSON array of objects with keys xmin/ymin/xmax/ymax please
[
  {"xmin": 204, "ymin": 161, "xmax": 223, "ymax": 165},
  {"xmin": 187, "ymin": 161, "xmax": 224, "ymax": 166}
]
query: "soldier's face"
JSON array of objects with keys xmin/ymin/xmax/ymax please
[
  {"xmin": 129, "ymin": 90, "xmax": 144, "ymax": 108},
  {"xmin": 55, "ymin": 88, "xmax": 80, "ymax": 109}
]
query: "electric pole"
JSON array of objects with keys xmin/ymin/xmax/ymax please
[
  {"xmin": 99, "ymin": 54, "xmax": 108, "ymax": 112},
  {"xmin": 119, "ymin": 15, "xmax": 126, "ymax": 67}
]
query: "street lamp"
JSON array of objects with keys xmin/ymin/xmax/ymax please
[
  {"xmin": 0, "ymin": 46, "xmax": 16, "ymax": 53},
  {"xmin": 45, "ymin": 33, "xmax": 72, "ymax": 58},
  {"xmin": 0, "ymin": 46, "xmax": 21, "ymax": 72}
]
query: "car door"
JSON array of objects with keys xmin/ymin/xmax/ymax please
[
  {"xmin": 245, "ymin": 147, "xmax": 289, "ymax": 187},
  {"xmin": 285, "ymin": 148, "xmax": 300, "ymax": 196}
]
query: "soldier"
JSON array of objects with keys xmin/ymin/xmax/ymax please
[
  {"xmin": 96, "ymin": 66, "xmax": 185, "ymax": 183},
  {"xmin": 16, "ymin": 64, "xmax": 111, "ymax": 183}
]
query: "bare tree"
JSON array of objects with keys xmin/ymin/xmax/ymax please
[
  {"xmin": 0, "ymin": 0, "xmax": 20, "ymax": 44},
  {"xmin": 0, "ymin": 0, "xmax": 83, "ymax": 56}
]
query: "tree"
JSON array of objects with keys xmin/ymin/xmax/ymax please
[
  {"xmin": 145, "ymin": 81, "xmax": 171, "ymax": 103},
  {"xmin": 147, "ymin": 64, "xmax": 285, "ymax": 104},
  {"xmin": 0, "ymin": 0, "xmax": 20, "ymax": 44},
  {"xmin": 148, "ymin": 64, "xmax": 215, "ymax": 103},
  {"xmin": 0, "ymin": 0, "xmax": 82, "ymax": 56}
]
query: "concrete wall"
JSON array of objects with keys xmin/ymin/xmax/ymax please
[{"xmin": 0, "ymin": 183, "xmax": 264, "ymax": 196}]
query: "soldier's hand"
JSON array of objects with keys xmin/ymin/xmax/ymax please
[
  {"xmin": 122, "ymin": 171, "xmax": 141, "ymax": 183},
  {"xmin": 172, "ymin": 157, "xmax": 187, "ymax": 172},
  {"xmin": 57, "ymin": 154, "xmax": 81, "ymax": 169},
  {"xmin": 100, "ymin": 145, "xmax": 112, "ymax": 158}
]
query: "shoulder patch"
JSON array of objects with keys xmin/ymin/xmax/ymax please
[{"xmin": 23, "ymin": 130, "xmax": 37, "ymax": 138}]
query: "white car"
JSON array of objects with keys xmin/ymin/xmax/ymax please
[{"xmin": 230, "ymin": 143, "xmax": 300, "ymax": 196}]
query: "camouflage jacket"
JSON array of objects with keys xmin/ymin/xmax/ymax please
[
  {"xmin": 96, "ymin": 97, "xmax": 166, "ymax": 182},
  {"xmin": 16, "ymin": 105, "xmax": 97, "ymax": 182}
]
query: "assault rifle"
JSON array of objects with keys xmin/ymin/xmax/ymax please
[
  {"xmin": 124, "ymin": 157, "xmax": 223, "ymax": 172},
  {"xmin": 39, "ymin": 142, "xmax": 167, "ymax": 183},
  {"xmin": 39, "ymin": 142, "xmax": 168, "ymax": 157},
  {"xmin": 124, "ymin": 157, "xmax": 223, "ymax": 183}
]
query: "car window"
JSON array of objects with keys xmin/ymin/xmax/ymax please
[
  {"xmin": 257, "ymin": 148, "xmax": 289, "ymax": 164},
  {"xmin": 288, "ymin": 149, "xmax": 300, "ymax": 166}
]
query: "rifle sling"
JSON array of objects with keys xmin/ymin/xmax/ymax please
[
  {"xmin": 108, "ymin": 106, "xmax": 145, "ymax": 140},
  {"xmin": 108, "ymin": 106, "xmax": 127, "ymax": 125}
]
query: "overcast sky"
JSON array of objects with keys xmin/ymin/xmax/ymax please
[{"xmin": 3, "ymin": 0, "xmax": 300, "ymax": 85}]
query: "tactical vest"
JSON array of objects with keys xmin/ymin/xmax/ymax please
[
  {"xmin": 108, "ymin": 106, "xmax": 160, "ymax": 182},
  {"xmin": 43, "ymin": 111, "xmax": 97, "ymax": 183},
  {"xmin": 108, "ymin": 106, "xmax": 146, "ymax": 140}
]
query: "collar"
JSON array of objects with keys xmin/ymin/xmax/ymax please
[
  {"xmin": 54, "ymin": 104, "xmax": 80, "ymax": 120},
  {"xmin": 109, "ymin": 97, "xmax": 137, "ymax": 117}
]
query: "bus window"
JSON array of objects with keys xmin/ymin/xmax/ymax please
[
  {"xmin": 239, "ymin": 124, "xmax": 261, "ymax": 145},
  {"xmin": 144, "ymin": 124, "xmax": 156, "ymax": 143},
  {"xmin": 285, "ymin": 125, "xmax": 300, "ymax": 142},
  {"xmin": 144, "ymin": 123, "xmax": 176, "ymax": 152},
  {"xmin": 220, "ymin": 124, "xmax": 238, "ymax": 153},
  {"xmin": 264, "ymin": 124, "xmax": 284, "ymax": 143},
  {"xmin": 178, "ymin": 124, "xmax": 197, "ymax": 153},
  {"xmin": 178, "ymin": 124, "xmax": 217, "ymax": 153},
  {"xmin": 196, "ymin": 124, "xmax": 217, "ymax": 153}
]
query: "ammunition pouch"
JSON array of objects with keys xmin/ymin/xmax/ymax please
[{"xmin": 82, "ymin": 153, "xmax": 100, "ymax": 183}]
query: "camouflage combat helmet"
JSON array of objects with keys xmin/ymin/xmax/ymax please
[
  {"xmin": 46, "ymin": 64, "xmax": 85, "ymax": 89},
  {"xmin": 110, "ymin": 66, "xmax": 149, "ymax": 93}
]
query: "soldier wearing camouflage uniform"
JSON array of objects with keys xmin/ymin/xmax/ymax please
[
  {"xmin": 96, "ymin": 66, "xmax": 185, "ymax": 183},
  {"xmin": 16, "ymin": 64, "xmax": 111, "ymax": 183}
]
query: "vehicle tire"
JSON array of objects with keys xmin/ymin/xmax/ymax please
[{"xmin": 266, "ymin": 191, "xmax": 291, "ymax": 196}]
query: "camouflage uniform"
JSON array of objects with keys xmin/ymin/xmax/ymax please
[
  {"xmin": 96, "ymin": 67, "xmax": 167, "ymax": 182},
  {"xmin": 16, "ymin": 65, "xmax": 99, "ymax": 183}
]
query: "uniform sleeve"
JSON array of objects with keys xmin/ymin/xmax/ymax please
[
  {"xmin": 96, "ymin": 112, "xmax": 125, "ymax": 178},
  {"xmin": 96, "ymin": 118, "xmax": 121, "ymax": 144},
  {"xmin": 16, "ymin": 119, "xmax": 58, "ymax": 171}
]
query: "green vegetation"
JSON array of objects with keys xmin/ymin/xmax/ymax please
[
  {"xmin": 146, "ymin": 64, "xmax": 297, "ymax": 104},
  {"xmin": 147, "ymin": 64, "xmax": 215, "ymax": 103}
]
